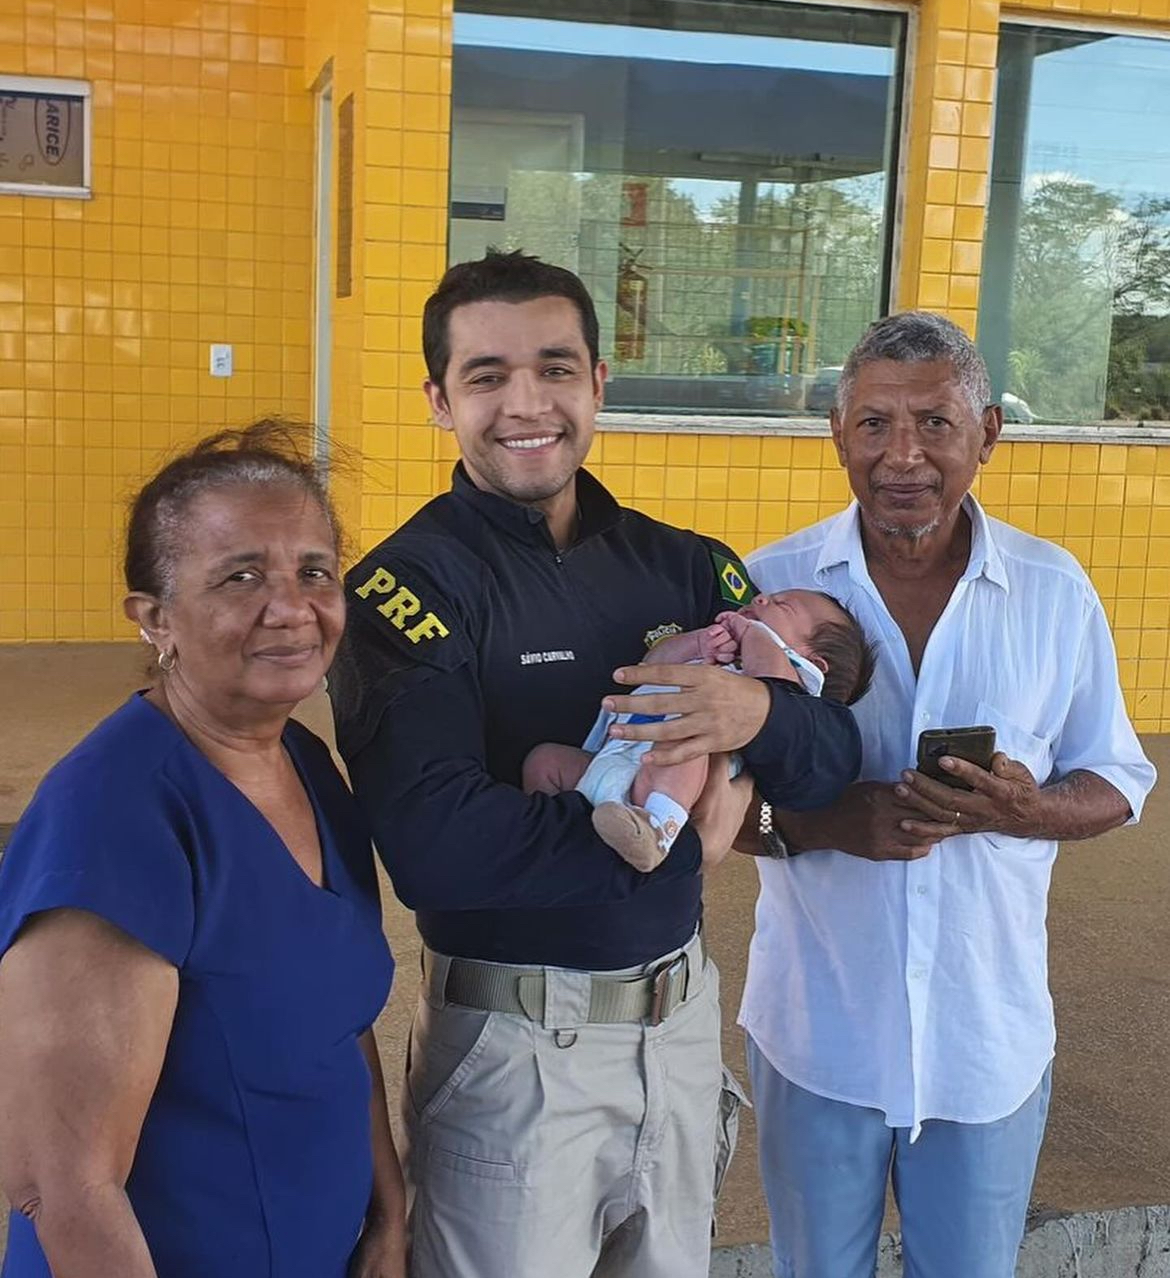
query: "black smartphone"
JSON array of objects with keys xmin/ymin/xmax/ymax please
[{"xmin": 916, "ymin": 725, "xmax": 996, "ymax": 790}]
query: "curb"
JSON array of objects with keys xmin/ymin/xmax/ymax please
[{"xmin": 710, "ymin": 1204, "xmax": 1170, "ymax": 1276}]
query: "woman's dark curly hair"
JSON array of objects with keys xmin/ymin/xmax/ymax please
[{"xmin": 125, "ymin": 419, "xmax": 339, "ymax": 598}]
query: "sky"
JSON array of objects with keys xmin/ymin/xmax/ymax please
[
  {"xmin": 1020, "ymin": 32, "xmax": 1170, "ymax": 203},
  {"xmin": 454, "ymin": 13, "xmax": 898, "ymax": 76}
]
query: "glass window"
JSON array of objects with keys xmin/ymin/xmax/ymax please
[
  {"xmin": 981, "ymin": 26, "xmax": 1170, "ymax": 426},
  {"xmin": 449, "ymin": 2, "xmax": 906, "ymax": 417}
]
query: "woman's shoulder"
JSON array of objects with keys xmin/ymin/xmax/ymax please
[
  {"xmin": 9, "ymin": 696, "xmax": 196, "ymax": 858},
  {"xmin": 0, "ymin": 696, "xmax": 198, "ymax": 967},
  {"xmin": 35, "ymin": 694, "xmax": 185, "ymax": 805}
]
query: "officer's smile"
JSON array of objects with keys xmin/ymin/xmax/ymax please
[{"xmin": 500, "ymin": 432, "xmax": 564, "ymax": 452}]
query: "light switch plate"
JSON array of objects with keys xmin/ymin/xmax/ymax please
[{"xmin": 209, "ymin": 344, "xmax": 233, "ymax": 377}]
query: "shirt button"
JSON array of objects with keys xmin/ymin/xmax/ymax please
[
  {"xmin": 916, "ymin": 885, "xmax": 928, "ymax": 896},
  {"xmin": 910, "ymin": 967, "xmax": 927, "ymax": 980}
]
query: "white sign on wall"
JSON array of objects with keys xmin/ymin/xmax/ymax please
[{"xmin": 0, "ymin": 76, "xmax": 91, "ymax": 197}]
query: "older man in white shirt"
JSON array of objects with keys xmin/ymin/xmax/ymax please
[{"xmin": 741, "ymin": 312, "xmax": 1156, "ymax": 1278}]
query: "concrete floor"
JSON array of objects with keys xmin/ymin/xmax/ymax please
[{"xmin": 1, "ymin": 642, "xmax": 1168, "ymax": 1253}]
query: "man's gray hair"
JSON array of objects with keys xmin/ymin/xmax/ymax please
[{"xmin": 836, "ymin": 311, "xmax": 991, "ymax": 419}]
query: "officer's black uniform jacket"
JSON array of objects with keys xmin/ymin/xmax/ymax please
[{"xmin": 331, "ymin": 465, "xmax": 861, "ymax": 969}]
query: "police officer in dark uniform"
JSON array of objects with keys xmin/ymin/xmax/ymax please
[{"xmin": 329, "ymin": 250, "xmax": 860, "ymax": 1278}]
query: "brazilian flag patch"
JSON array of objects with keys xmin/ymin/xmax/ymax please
[{"xmin": 712, "ymin": 551, "xmax": 753, "ymax": 606}]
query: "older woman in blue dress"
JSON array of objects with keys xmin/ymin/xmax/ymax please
[{"xmin": 0, "ymin": 423, "xmax": 404, "ymax": 1278}]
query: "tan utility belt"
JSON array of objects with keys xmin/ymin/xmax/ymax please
[{"xmin": 422, "ymin": 931, "xmax": 705, "ymax": 1027}]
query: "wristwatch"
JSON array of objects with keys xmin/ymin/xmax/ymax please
[{"xmin": 758, "ymin": 801, "xmax": 791, "ymax": 860}]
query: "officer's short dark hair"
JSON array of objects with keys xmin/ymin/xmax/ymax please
[
  {"xmin": 422, "ymin": 249, "xmax": 601, "ymax": 390},
  {"xmin": 811, "ymin": 594, "xmax": 877, "ymax": 706}
]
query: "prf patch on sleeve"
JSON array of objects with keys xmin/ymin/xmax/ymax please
[
  {"xmin": 352, "ymin": 565, "xmax": 450, "ymax": 645},
  {"xmin": 711, "ymin": 550, "xmax": 753, "ymax": 606}
]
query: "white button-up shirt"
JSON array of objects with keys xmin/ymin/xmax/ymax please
[{"xmin": 740, "ymin": 497, "xmax": 1156, "ymax": 1134}]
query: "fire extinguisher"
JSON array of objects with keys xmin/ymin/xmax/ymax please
[{"xmin": 616, "ymin": 243, "xmax": 648, "ymax": 362}]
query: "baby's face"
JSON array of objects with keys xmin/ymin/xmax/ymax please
[{"xmin": 738, "ymin": 589, "xmax": 845, "ymax": 654}]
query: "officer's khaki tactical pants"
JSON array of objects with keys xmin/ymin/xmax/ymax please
[{"xmin": 402, "ymin": 945, "xmax": 738, "ymax": 1278}]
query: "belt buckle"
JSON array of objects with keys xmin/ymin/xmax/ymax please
[{"xmin": 648, "ymin": 953, "xmax": 688, "ymax": 1026}]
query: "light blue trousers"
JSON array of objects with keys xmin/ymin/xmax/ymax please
[{"xmin": 746, "ymin": 1034, "xmax": 1052, "ymax": 1278}]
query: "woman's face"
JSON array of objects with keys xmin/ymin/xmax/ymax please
[{"xmin": 150, "ymin": 483, "xmax": 344, "ymax": 715}]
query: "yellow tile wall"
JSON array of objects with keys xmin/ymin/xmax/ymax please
[
  {"xmin": 359, "ymin": 0, "xmax": 452, "ymax": 534},
  {"xmin": 7, "ymin": 0, "xmax": 1170, "ymax": 733},
  {"xmin": 585, "ymin": 434, "xmax": 1170, "ymax": 730},
  {"xmin": 302, "ymin": 0, "xmax": 369, "ymax": 542},
  {"xmin": 324, "ymin": 0, "xmax": 1170, "ymax": 732},
  {"xmin": 895, "ymin": 0, "xmax": 998, "ymax": 328},
  {"xmin": 301, "ymin": 0, "xmax": 451, "ymax": 541},
  {"xmin": 1, "ymin": 0, "xmax": 315, "ymax": 642}
]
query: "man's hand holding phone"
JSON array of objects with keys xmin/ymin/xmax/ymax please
[
  {"xmin": 896, "ymin": 725, "xmax": 1042, "ymax": 840},
  {"xmin": 767, "ymin": 727, "xmax": 1046, "ymax": 861}
]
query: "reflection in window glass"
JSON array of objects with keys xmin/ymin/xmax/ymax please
[
  {"xmin": 450, "ymin": 3, "xmax": 905, "ymax": 416},
  {"xmin": 981, "ymin": 27, "xmax": 1170, "ymax": 425}
]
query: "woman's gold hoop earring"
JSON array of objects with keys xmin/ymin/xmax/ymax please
[{"xmin": 158, "ymin": 648, "xmax": 177, "ymax": 673}]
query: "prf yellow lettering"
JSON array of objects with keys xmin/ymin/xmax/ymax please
[
  {"xmin": 355, "ymin": 567, "xmax": 396, "ymax": 599},
  {"xmin": 377, "ymin": 585, "xmax": 420, "ymax": 628},
  {"xmin": 354, "ymin": 565, "xmax": 449, "ymax": 644},
  {"xmin": 405, "ymin": 613, "xmax": 450, "ymax": 644}
]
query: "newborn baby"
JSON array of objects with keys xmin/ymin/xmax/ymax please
[{"xmin": 523, "ymin": 589, "xmax": 874, "ymax": 871}]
